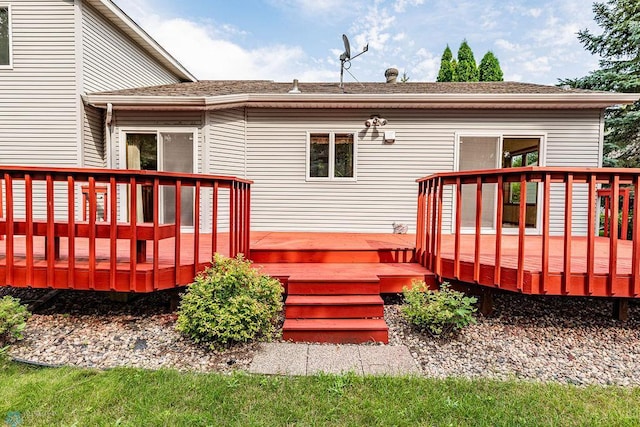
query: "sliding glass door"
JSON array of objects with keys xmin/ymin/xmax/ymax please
[{"xmin": 125, "ymin": 130, "xmax": 195, "ymax": 227}]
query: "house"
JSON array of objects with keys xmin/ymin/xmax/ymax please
[
  {"xmin": 0, "ymin": 0, "xmax": 195, "ymax": 174},
  {"xmin": 2, "ymin": 0, "xmax": 639, "ymax": 343}
]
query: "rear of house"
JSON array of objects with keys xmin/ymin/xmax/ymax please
[{"xmin": 86, "ymin": 80, "xmax": 628, "ymax": 235}]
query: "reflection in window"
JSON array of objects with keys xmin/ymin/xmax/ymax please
[
  {"xmin": 308, "ymin": 132, "xmax": 355, "ymax": 179},
  {"xmin": 0, "ymin": 6, "xmax": 11, "ymax": 66},
  {"xmin": 310, "ymin": 134, "xmax": 330, "ymax": 178}
]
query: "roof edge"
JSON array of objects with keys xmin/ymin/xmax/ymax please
[
  {"xmin": 84, "ymin": 92, "xmax": 640, "ymax": 110},
  {"xmin": 87, "ymin": 0, "xmax": 197, "ymax": 82}
]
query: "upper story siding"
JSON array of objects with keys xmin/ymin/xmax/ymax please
[
  {"xmin": 81, "ymin": 2, "xmax": 180, "ymax": 94},
  {"xmin": 0, "ymin": 0, "xmax": 78, "ymax": 167}
]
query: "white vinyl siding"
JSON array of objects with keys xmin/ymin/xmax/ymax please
[
  {"xmin": 0, "ymin": 0, "xmax": 77, "ymax": 167},
  {"xmin": 81, "ymin": 3, "xmax": 180, "ymax": 93},
  {"xmin": 208, "ymin": 108, "xmax": 246, "ymax": 177},
  {"xmin": 83, "ymin": 104, "xmax": 104, "ymax": 167},
  {"xmin": 245, "ymin": 108, "xmax": 602, "ymax": 234}
]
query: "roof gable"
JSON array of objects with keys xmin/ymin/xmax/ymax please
[{"xmin": 85, "ymin": 0, "xmax": 196, "ymax": 82}]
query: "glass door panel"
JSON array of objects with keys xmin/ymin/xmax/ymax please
[
  {"xmin": 126, "ymin": 133, "xmax": 157, "ymax": 223},
  {"xmin": 501, "ymin": 138, "xmax": 540, "ymax": 229},
  {"xmin": 160, "ymin": 132, "xmax": 194, "ymax": 227},
  {"xmin": 459, "ymin": 136, "xmax": 499, "ymax": 230}
]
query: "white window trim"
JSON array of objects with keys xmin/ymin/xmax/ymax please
[
  {"xmin": 0, "ymin": 4, "xmax": 13, "ymax": 69},
  {"xmin": 305, "ymin": 131, "xmax": 358, "ymax": 182}
]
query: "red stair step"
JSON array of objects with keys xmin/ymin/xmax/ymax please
[
  {"xmin": 285, "ymin": 295, "xmax": 384, "ymax": 319},
  {"xmin": 287, "ymin": 279, "xmax": 380, "ymax": 295},
  {"xmin": 250, "ymin": 249, "xmax": 416, "ymax": 264},
  {"xmin": 283, "ymin": 318, "xmax": 389, "ymax": 344}
]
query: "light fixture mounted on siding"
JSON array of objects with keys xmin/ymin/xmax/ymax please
[{"xmin": 364, "ymin": 115, "xmax": 388, "ymax": 128}]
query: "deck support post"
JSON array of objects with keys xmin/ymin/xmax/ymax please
[
  {"xmin": 479, "ymin": 288, "xmax": 494, "ymax": 316},
  {"xmin": 613, "ymin": 299, "xmax": 629, "ymax": 322}
]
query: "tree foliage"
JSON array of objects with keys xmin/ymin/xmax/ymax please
[
  {"xmin": 455, "ymin": 40, "xmax": 479, "ymax": 82},
  {"xmin": 479, "ymin": 51, "xmax": 504, "ymax": 82},
  {"xmin": 559, "ymin": 0, "xmax": 640, "ymax": 167},
  {"xmin": 437, "ymin": 45, "xmax": 456, "ymax": 82}
]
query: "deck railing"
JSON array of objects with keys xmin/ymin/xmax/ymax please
[
  {"xmin": 416, "ymin": 167, "xmax": 640, "ymax": 297},
  {"xmin": 0, "ymin": 166, "xmax": 251, "ymax": 292}
]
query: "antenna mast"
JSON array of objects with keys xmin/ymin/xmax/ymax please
[{"xmin": 339, "ymin": 34, "xmax": 368, "ymax": 89}]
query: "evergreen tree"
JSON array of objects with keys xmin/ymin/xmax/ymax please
[
  {"xmin": 559, "ymin": 0, "xmax": 640, "ymax": 167},
  {"xmin": 400, "ymin": 71, "xmax": 410, "ymax": 83},
  {"xmin": 479, "ymin": 51, "xmax": 504, "ymax": 81},
  {"xmin": 455, "ymin": 40, "xmax": 478, "ymax": 82},
  {"xmin": 436, "ymin": 45, "xmax": 455, "ymax": 82}
]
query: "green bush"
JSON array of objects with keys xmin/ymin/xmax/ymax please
[
  {"xmin": 176, "ymin": 254, "xmax": 284, "ymax": 348},
  {"xmin": 0, "ymin": 296, "xmax": 31, "ymax": 345},
  {"xmin": 402, "ymin": 281, "xmax": 477, "ymax": 337}
]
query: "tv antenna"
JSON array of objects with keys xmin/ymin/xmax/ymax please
[{"xmin": 339, "ymin": 34, "xmax": 368, "ymax": 89}]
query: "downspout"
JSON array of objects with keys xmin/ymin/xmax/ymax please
[{"xmin": 105, "ymin": 103, "xmax": 113, "ymax": 168}]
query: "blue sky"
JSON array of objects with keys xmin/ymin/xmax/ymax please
[{"xmin": 116, "ymin": 0, "xmax": 602, "ymax": 84}]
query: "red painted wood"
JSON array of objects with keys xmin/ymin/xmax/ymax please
[
  {"xmin": 435, "ymin": 177, "xmax": 444, "ymax": 276},
  {"xmin": 68, "ymin": 176, "xmax": 76, "ymax": 289},
  {"xmin": 129, "ymin": 177, "xmax": 138, "ymax": 292},
  {"xmin": 109, "ymin": 177, "xmax": 117, "ymax": 291},
  {"xmin": 517, "ymin": 173, "xmax": 527, "ymax": 291},
  {"xmin": 587, "ymin": 175, "xmax": 596, "ymax": 295},
  {"xmin": 633, "ymin": 176, "xmax": 640, "ymax": 296},
  {"xmin": 494, "ymin": 176, "xmax": 504, "ymax": 287},
  {"xmin": 287, "ymin": 280, "xmax": 380, "ymax": 295},
  {"xmin": 454, "ymin": 177, "xmax": 461, "ymax": 279},
  {"xmin": 25, "ymin": 174, "xmax": 34, "ymax": 286},
  {"xmin": 285, "ymin": 295, "xmax": 384, "ymax": 319},
  {"xmin": 562, "ymin": 174, "xmax": 572, "ymax": 294},
  {"xmin": 3, "ymin": 174, "xmax": 13, "ymax": 285},
  {"xmin": 282, "ymin": 318, "xmax": 388, "ymax": 344},
  {"xmin": 88, "ymin": 177, "xmax": 96, "ymax": 290},
  {"xmin": 474, "ymin": 177, "xmax": 482, "ymax": 283},
  {"xmin": 609, "ymin": 176, "xmax": 619, "ymax": 295},
  {"xmin": 212, "ymin": 181, "xmax": 218, "ymax": 255},
  {"xmin": 174, "ymin": 180, "xmax": 182, "ymax": 287},
  {"xmin": 153, "ymin": 178, "xmax": 160, "ymax": 291},
  {"xmin": 542, "ymin": 174, "xmax": 551, "ymax": 293},
  {"xmin": 46, "ymin": 175, "xmax": 55, "ymax": 287},
  {"xmin": 193, "ymin": 181, "xmax": 201, "ymax": 275}
]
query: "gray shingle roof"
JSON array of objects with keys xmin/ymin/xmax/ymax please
[{"xmin": 94, "ymin": 80, "xmax": 593, "ymax": 97}]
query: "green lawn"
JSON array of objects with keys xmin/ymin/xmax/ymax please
[{"xmin": 1, "ymin": 361, "xmax": 639, "ymax": 426}]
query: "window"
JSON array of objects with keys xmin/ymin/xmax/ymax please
[
  {"xmin": 308, "ymin": 132, "xmax": 356, "ymax": 180},
  {"xmin": 0, "ymin": 5, "xmax": 11, "ymax": 67}
]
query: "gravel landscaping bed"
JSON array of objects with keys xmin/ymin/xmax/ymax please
[
  {"xmin": 2, "ymin": 287, "xmax": 639, "ymax": 386},
  {"xmin": 385, "ymin": 292, "xmax": 640, "ymax": 386}
]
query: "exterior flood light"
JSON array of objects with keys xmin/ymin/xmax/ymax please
[{"xmin": 364, "ymin": 116, "xmax": 388, "ymax": 127}]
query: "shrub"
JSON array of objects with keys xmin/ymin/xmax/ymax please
[
  {"xmin": 0, "ymin": 296, "xmax": 31, "ymax": 345},
  {"xmin": 402, "ymin": 281, "xmax": 477, "ymax": 337},
  {"xmin": 176, "ymin": 254, "xmax": 283, "ymax": 348}
]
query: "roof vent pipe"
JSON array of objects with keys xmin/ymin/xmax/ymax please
[
  {"xmin": 288, "ymin": 79, "xmax": 301, "ymax": 94},
  {"xmin": 385, "ymin": 68, "xmax": 398, "ymax": 83}
]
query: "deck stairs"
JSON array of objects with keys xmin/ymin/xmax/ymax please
[{"xmin": 251, "ymin": 235, "xmax": 435, "ymax": 344}]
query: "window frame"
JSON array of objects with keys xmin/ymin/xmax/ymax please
[
  {"xmin": 0, "ymin": 4, "xmax": 13, "ymax": 69},
  {"xmin": 305, "ymin": 131, "xmax": 358, "ymax": 182}
]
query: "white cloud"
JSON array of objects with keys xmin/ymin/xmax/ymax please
[
  {"xmin": 495, "ymin": 39, "xmax": 519, "ymax": 51},
  {"xmin": 122, "ymin": 1, "xmax": 335, "ymax": 81},
  {"xmin": 350, "ymin": 3, "xmax": 396, "ymax": 52},
  {"xmin": 393, "ymin": 0, "xmax": 425, "ymax": 13},
  {"xmin": 527, "ymin": 8, "xmax": 542, "ymax": 18}
]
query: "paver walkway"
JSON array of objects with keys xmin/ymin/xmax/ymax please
[{"xmin": 249, "ymin": 343, "xmax": 420, "ymax": 376}]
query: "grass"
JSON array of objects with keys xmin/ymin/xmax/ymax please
[{"xmin": 1, "ymin": 360, "xmax": 639, "ymax": 426}]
